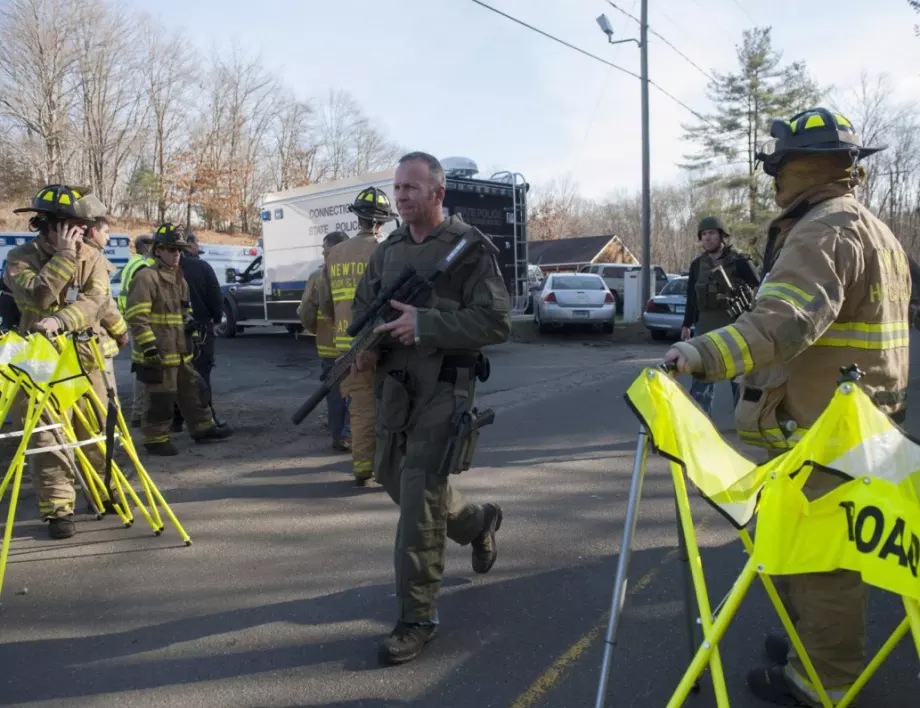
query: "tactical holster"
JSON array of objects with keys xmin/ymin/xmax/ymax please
[{"xmin": 438, "ymin": 353, "xmax": 494, "ymax": 476}]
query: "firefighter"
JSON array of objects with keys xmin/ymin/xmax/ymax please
[
  {"xmin": 318, "ymin": 186, "xmax": 397, "ymax": 485},
  {"xmin": 125, "ymin": 223, "xmax": 232, "ymax": 456},
  {"xmin": 665, "ymin": 108, "xmax": 908, "ymax": 706},
  {"xmin": 680, "ymin": 215, "xmax": 760, "ymax": 416},
  {"xmin": 118, "ymin": 235, "xmax": 155, "ymax": 427},
  {"xmin": 353, "ymin": 152, "xmax": 510, "ymax": 665},
  {"xmin": 83, "ymin": 209, "xmax": 131, "ymax": 381},
  {"xmin": 299, "ymin": 230, "xmax": 351, "ymax": 451},
  {"xmin": 3, "ymin": 185, "xmax": 115, "ymax": 538}
]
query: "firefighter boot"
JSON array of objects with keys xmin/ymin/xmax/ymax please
[
  {"xmin": 48, "ymin": 517, "xmax": 76, "ymax": 539},
  {"xmin": 192, "ymin": 424, "xmax": 233, "ymax": 444},
  {"xmin": 471, "ymin": 503, "xmax": 503, "ymax": 574},
  {"xmin": 145, "ymin": 441, "xmax": 179, "ymax": 456},
  {"xmin": 765, "ymin": 634, "xmax": 790, "ymax": 665},
  {"xmin": 378, "ymin": 622, "xmax": 438, "ymax": 666}
]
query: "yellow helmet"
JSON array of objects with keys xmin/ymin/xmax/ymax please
[{"xmin": 755, "ymin": 108, "xmax": 886, "ymax": 177}]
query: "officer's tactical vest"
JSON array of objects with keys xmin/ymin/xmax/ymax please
[{"xmin": 694, "ymin": 249, "xmax": 745, "ymax": 335}]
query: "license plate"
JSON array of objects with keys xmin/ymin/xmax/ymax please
[
  {"xmin": 573, "ymin": 310, "xmax": 590, "ymax": 318},
  {"xmin": 674, "ymin": 305, "xmax": 685, "ymax": 314}
]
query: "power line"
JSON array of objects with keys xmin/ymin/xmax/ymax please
[
  {"xmin": 605, "ymin": 0, "xmax": 716, "ymax": 83},
  {"xmin": 470, "ymin": 0, "xmax": 715, "ymax": 127},
  {"xmin": 469, "ymin": 0, "xmax": 639, "ymax": 81},
  {"xmin": 729, "ymin": 0, "xmax": 757, "ymax": 26}
]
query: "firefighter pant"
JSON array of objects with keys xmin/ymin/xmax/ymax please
[
  {"xmin": 774, "ymin": 468, "xmax": 868, "ymax": 689},
  {"xmin": 321, "ymin": 357, "xmax": 350, "ymax": 442},
  {"xmin": 17, "ymin": 367, "xmax": 109, "ymax": 520},
  {"xmin": 173, "ymin": 334, "xmax": 216, "ymax": 427},
  {"xmin": 341, "ymin": 368, "xmax": 375, "ymax": 480},
  {"xmin": 374, "ymin": 376, "xmax": 485, "ymax": 624},
  {"xmin": 142, "ymin": 361, "xmax": 216, "ymax": 445}
]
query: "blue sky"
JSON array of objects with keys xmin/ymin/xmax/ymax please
[{"xmin": 125, "ymin": 0, "xmax": 920, "ymax": 200}]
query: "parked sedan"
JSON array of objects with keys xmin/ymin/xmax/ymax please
[
  {"xmin": 643, "ymin": 275, "xmax": 688, "ymax": 340},
  {"xmin": 534, "ymin": 272, "xmax": 616, "ymax": 333}
]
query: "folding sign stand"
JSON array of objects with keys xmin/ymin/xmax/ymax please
[
  {"xmin": 594, "ymin": 365, "xmax": 920, "ymax": 708},
  {"xmin": 0, "ymin": 331, "xmax": 192, "ymax": 603}
]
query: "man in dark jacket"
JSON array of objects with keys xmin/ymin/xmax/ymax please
[
  {"xmin": 172, "ymin": 231, "xmax": 225, "ymax": 430},
  {"xmin": 680, "ymin": 216, "xmax": 760, "ymax": 417}
]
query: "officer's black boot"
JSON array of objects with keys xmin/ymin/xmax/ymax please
[
  {"xmin": 48, "ymin": 516, "xmax": 75, "ymax": 539},
  {"xmin": 144, "ymin": 441, "xmax": 179, "ymax": 456},
  {"xmin": 471, "ymin": 503, "xmax": 503, "ymax": 574},
  {"xmin": 192, "ymin": 424, "xmax": 233, "ymax": 443},
  {"xmin": 378, "ymin": 622, "xmax": 438, "ymax": 665}
]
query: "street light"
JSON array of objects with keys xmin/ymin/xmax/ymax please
[{"xmin": 595, "ymin": 7, "xmax": 651, "ymax": 313}]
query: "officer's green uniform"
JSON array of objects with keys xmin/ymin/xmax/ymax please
[{"xmin": 352, "ymin": 214, "xmax": 511, "ymax": 662}]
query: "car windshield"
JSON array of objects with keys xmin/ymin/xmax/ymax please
[
  {"xmin": 552, "ymin": 276, "xmax": 604, "ymax": 290},
  {"xmin": 660, "ymin": 278, "xmax": 688, "ymax": 296}
]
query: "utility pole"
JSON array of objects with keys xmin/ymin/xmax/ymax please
[
  {"xmin": 639, "ymin": 0, "xmax": 651, "ymax": 304},
  {"xmin": 594, "ymin": 7, "xmax": 651, "ymax": 706},
  {"xmin": 597, "ymin": 0, "xmax": 651, "ymax": 308}
]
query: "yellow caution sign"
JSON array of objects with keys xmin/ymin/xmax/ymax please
[{"xmin": 599, "ymin": 366, "xmax": 920, "ymax": 708}]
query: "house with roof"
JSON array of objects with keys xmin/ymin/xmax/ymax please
[{"xmin": 527, "ymin": 235, "xmax": 638, "ymax": 273}]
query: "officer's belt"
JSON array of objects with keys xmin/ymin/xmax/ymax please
[{"xmin": 438, "ymin": 353, "xmax": 489, "ymax": 385}]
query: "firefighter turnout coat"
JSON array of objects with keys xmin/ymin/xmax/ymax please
[{"xmin": 684, "ymin": 182, "xmax": 910, "ymax": 448}]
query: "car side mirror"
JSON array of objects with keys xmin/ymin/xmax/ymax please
[{"xmin": 225, "ymin": 267, "xmax": 238, "ymax": 284}]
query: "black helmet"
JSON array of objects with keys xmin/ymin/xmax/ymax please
[
  {"xmin": 13, "ymin": 184, "xmax": 106, "ymax": 224},
  {"xmin": 151, "ymin": 223, "xmax": 189, "ymax": 250},
  {"xmin": 697, "ymin": 216, "xmax": 729, "ymax": 240},
  {"xmin": 755, "ymin": 108, "xmax": 886, "ymax": 177},
  {"xmin": 347, "ymin": 186, "xmax": 397, "ymax": 223}
]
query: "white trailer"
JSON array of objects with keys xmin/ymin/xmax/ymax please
[{"xmin": 219, "ymin": 160, "xmax": 530, "ymax": 337}]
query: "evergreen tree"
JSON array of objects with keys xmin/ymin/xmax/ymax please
[{"xmin": 680, "ymin": 27, "xmax": 822, "ymax": 252}]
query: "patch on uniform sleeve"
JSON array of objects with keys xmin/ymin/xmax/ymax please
[{"xmin": 485, "ymin": 275, "xmax": 511, "ymax": 313}]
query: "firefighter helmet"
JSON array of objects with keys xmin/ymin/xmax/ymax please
[
  {"xmin": 755, "ymin": 108, "xmax": 886, "ymax": 177},
  {"xmin": 151, "ymin": 223, "xmax": 190, "ymax": 250},
  {"xmin": 13, "ymin": 184, "xmax": 105, "ymax": 224},
  {"xmin": 697, "ymin": 215, "xmax": 730, "ymax": 240},
  {"xmin": 347, "ymin": 186, "xmax": 397, "ymax": 223}
]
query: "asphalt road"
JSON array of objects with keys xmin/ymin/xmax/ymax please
[{"xmin": 0, "ymin": 326, "xmax": 918, "ymax": 707}]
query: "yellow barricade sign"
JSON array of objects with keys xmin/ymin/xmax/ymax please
[
  {"xmin": 618, "ymin": 367, "xmax": 920, "ymax": 708},
  {"xmin": 625, "ymin": 367, "xmax": 766, "ymax": 527},
  {"xmin": 754, "ymin": 379, "xmax": 920, "ymax": 602}
]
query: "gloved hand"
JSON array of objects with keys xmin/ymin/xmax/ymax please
[
  {"xmin": 143, "ymin": 348, "xmax": 163, "ymax": 366},
  {"xmin": 114, "ymin": 331, "xmax": 130, "ymax": 349},
  {"xmin": 663, "ymin": 342, "xmax": 703, "ymax": 374}
]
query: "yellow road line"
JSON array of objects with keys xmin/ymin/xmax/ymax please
[{"xmin": 510, "ymin": 519, "xmax": 711, "ymax": 708}]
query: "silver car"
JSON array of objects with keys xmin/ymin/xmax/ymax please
[
  {"xmin": 642, "ymin": 275, "xmax": 689, "ymax": 340},
  {"xmin": 534, "ymin": 272, "xmax": 616, "ymax": 333}
]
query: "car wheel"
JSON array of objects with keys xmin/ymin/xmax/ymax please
[
  {"xmin": 650, "ymin": 330, "xmax": 666, "ymax": 341},
  {"xmin": 217, "ymin": 302, "xmax": 236, "ymax": 339}
]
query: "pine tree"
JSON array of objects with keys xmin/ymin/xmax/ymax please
[{"xmin": 680, "ymin": 27, "xmax": 822, "ymax": 252}]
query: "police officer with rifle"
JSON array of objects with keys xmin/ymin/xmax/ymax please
[
  {"xmin": 681, "ymin": 216, "xmax": 760, "ymax": 416},
  {"xmin": 291, "ymin": 152, "xmax": 511, "ymax": 666}
]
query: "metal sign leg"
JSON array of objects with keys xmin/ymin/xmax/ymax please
[{"xmin": 595, "ymin": 427, "xmax": 650, "ymax": 708}]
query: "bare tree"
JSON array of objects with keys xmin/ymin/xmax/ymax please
[
  {"xmin": 71, "ymin": 0, "xmax": 149, "ymax": 208},
  {"xmin": 0, "ymin": 0, "xmax": 79, "ymax": 182},
  {"xmin": 139, "ymin": 14, "xmax": 198, "ymax": 221},
  {"xmin": 313, "ymin": 89, "xmax": 401, "ymax": 180},
  {"xmin": 270, "ymin": 95, "xmax": 317, "ymax": 191}
]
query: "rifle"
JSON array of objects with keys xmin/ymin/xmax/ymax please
[
  {"xmin": 290, "ymin": 232, "xmax": 486, "ymax": 425},
  {"xmin": 711, "ymin": 264, "xmax": 754, "ymax": 320}
]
